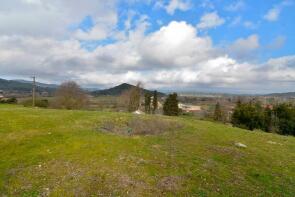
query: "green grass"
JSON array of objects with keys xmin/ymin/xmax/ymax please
[{"xmin": 0, "ymin": 104, "xmax": 294, "ymax": 196}]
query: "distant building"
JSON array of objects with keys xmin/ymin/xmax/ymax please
[
  {"xmin": 0, "ymin": 90, "xmax": 4, "ymax": 99},
  {"xmin": 178, "ymin": 103, "xmax": 201, "ymax": 113}
]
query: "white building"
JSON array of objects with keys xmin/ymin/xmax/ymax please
[{"xmin": 0, "ymin": 90, "xmax": 4, "ymax": 99}]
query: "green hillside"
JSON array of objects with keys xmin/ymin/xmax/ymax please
[
  {"xmin": 0, "ymin": 78, "xmax": 56, "ymax": 93},
  {"xmin": 0, "ymin": 105, "xmax": 294, "ymax": 196}
]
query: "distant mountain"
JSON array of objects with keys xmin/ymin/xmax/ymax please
[
  {"xmin": 0, "ymin": 78, "xmax": 57, "ymax": 94},
  {"xmin": 91, "ymin": 83, "xmax": 166, "ymax": 97},
  {"xmin": 265, "ymin": 92, "xmax": 295, "ymax": 98},
  {"xmin": 14, "ymin": 79, "xmax": 58, "ymax": 89}
]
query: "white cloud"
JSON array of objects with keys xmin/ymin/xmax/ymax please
[
  {"xmin": 267, "ymin": 36, "xmax": 286, "ymax": 50},
  {"xmin": 155, "ymin": 0, "xmax": 191, "ymax": 15},
  {"xmin": 264, "ymin": 8, "xmax": 280, "ymax": 22},
  {"xmin": 0, "ymin": 21, "xmax": 242, "ymax": 88},
  {"xmin": 0, "ymin": 0, "xmax": 118, "ymax": 39},
  {"xmin": 197, "ymin": 12, "xmax": 225, "ymax": 30},
  {"xmin": 263, "ymin": 0, "xmax": 293, "ymax": 22},
  {"xmin": 225, "ymin": 1, "xmax": 245, "ymax": 12},
  {"xmin": 228, "ymin": 34, "xmax": 260, "ymax": 60}
]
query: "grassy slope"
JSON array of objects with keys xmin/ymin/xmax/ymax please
[{"xmin": 0, "ymin": 105, "xmax": 294, "ymax": 196}]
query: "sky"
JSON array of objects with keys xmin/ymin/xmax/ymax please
[{"xmin": 0, "ymin": 0, "xmax": 294, "ymax": 93}]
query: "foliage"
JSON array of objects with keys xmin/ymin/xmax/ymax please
[
  {"xmin": 232, "ymin": 101, "xmax": 295, "ymax": 136},
  {"xmin": 127, "ymin": 83, "xmax": 141, "ymax": 112},
  {"xmin": 213, "ymin": 102, "xmax": 223, "ymax": 122},
  {"xmin": 55, "ymin": 81, "xmax": 88, "ymax": 110},
  {"xmin": 152, "ymin": 90, "xmax": 158, "ymax": 114},
  {"xmin": 163, "ymin": 93, "xmax": 179, "ymax": 116},
  {"xmin": 273, "ymin": 103, "xmax": 295, "ymax": 135},
  {"xmin": 144, "ymin": 92, "xmax": 151, "ymax": 113},
  {"xmin": 22, "ymin": 99, "xmax": 49, "ymax": 108},
  {"xmin": 0, "ymin": 97, "xmax": 17, "ymax": 104}
]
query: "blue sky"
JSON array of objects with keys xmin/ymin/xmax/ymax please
[{"xmin": 0, "ymin": 0, "xmax": 294, "ymax": 93}]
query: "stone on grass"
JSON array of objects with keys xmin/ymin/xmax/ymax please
[{"xmin": 235, "ymin": 142, "xmax": 247, "ymax": 148}]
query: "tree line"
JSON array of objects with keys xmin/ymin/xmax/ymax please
[{"xmin": 214, "ymin": 100, "xmax": 295, "ymax": 136}]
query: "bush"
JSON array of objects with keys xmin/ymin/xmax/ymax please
[
  {"xmin": 0, "ymin": 97, "xmax": 17, "ymax": 104},
  {"xmin": 22, "ymin": 99, "xmax": 49, "ymax": 108}
]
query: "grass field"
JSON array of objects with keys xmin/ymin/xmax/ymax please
[{"xmin": 0, "ymin": 105, "xmax": 295, "ymax": 196}]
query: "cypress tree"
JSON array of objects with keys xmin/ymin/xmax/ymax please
[
  {"xmin": 144, "ymin": 93, "xmax": 151, "ymax": 113},
  {"xmin": 163, "ymin": 93, "xmax": 179, "ymax": 116},
  {"xmin": 152, "ymin": 90, "xmax": 158, "ymax": 114}
]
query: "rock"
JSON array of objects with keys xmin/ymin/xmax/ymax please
[
  {"xmin": 132, "ymin": 110, "xmax": 144, "ymax": 115},
  {"xmin": 235, "ymin": 142, "xmax": 247, "ymax": 148}
]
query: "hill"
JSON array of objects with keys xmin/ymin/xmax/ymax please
[
  {"xmin": 91, "ymin": 83, "xmax": 166, "ymax": 97},
  {"xmin": 0, "ymin": 78, "xmax": 57, "ymax": 94},
  {"xmin": 0, "ymin": 105, "xmax": 294, "ymax": 196},
  {"xmin": 265, "ymin": 92, "xmax": 295, "ymax": 98}
]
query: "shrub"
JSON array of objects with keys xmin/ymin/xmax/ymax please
[
  {"xmin": 6, "ymin": 97, "xmax": 17, "ymax": 104},
  {"xmin": 22, "ymin": 99, "xmax": 49, "ymax": 108}
]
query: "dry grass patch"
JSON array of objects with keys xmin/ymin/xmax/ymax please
[{"xmin": 100, "ymin": 116, "xmax": 183, "ymax": 136}]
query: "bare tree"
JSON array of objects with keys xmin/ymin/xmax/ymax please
[
  {"xmin": 55, "ymin": 81, "xmax": 88, "ymax": 109},
  {"xmin": 118, "ymin": 82, "xmax": 142, "ymax": 112}
]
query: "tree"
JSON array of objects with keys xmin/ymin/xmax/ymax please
[
  {"xmin": 55, "ymin": 81, "xmax": 88, "ymax": 110},
  {"xmin": 214, "ymin": 102, "xmax": 223, "ymax": 122},
  {"xmin": 163, "ymin": 93, "xmax": 179, "ymax": 116},
  {"xmin": 144, "ymin": 92, "xmax": 151, "ymax": 113},
  {"xmin": 152, "ymin": 90, "xmax": 158, "ymax": 114},
  {"xmin": 127, "ymin": 82, "xmax": 141, "ymax": 112},
  {"xmin": 231, "ymin": 101, "xmax": 264, "ymax": 131}
]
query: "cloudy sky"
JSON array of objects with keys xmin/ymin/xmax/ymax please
[{"xmin": 0, "ymin": 0, "xmax": 294, "ymax": 93}]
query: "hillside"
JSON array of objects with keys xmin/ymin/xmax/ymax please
[
  {"xmin": 0, "ymin": 78, "xmax": 57, "ymax": 94},
  {"xmin": 91, "ymin": 83, "xmax": 166, "ymax": 97},
  {"xmin": 0, "ymin": 105, "xmax": 294, "ymax": 196},
  {"xmin": 265, "ymin": 92, "xmax": 295, "ymax": 98}
]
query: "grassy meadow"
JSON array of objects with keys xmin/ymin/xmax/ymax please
[{"xmin": 0, "ymin": 104, "xmax": 295, "ymax": 196}]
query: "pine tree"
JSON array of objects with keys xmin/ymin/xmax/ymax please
[
  {"xmin": 152, "ymin": 90, "xmax": 158, "ymax": 114},
  {"xmin": 144, "ymin": 93, "xmax": 151, "ymax": 113},
  {"xmin": 163, "ymin": 93, "xmax": 179, "ymax": 116}
]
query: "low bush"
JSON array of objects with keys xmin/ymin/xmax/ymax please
[
  {"xmin": 22, "ymin": 99, "xmax": 49, "ymax": 108},
  {"xmin": 0, "ymin": 97, "xmax": 17, "ymax": 104}
]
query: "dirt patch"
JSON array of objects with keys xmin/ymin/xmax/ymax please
[
  {"xmin": 100, "ymin": 116, "xmax": 183, "ymax": 136},
  {"xmin": 208, "ymin": 145, "xmax": 245, "ymax": 160},
  {"xmin": 157, "ymin": 176, "xmax": 183, "ymax": 192}
]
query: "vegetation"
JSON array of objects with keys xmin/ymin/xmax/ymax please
[
  {"xmin": 163, "ymin": 93, "xmax": 179, "ymax": 116},
  {"xmin": 91, "ymin": 83, "xmax": 165, "ymax": 97},
  {"xmin": 0, "ymin": 78, "xmax": 56, "ymax": 94},
  {"xmin": 232, "ymin": 101, "xmax": 295, "ymax": 136},
  {"xmin": 213, "ymin": 102, "xmax": 223, "ymax": 122},
  {"xmin": 0, "ymin": 97, "xmax": 17, "ymax": 104},
  {"xmin": 126, "ymin": 83, "xmax": 141, "ymax": 112},
  {"xmin": 144, "ymin": 92, "xmax": 151, "ymax": 113},
  {"xmin": 0, "ymin": 105, "xmax": 294, "ymax": 196},
  {"xmin": 22, "ymin": 99, "xmax": 49, "ymax": 108},
  {"xmin": 55, "ymin": 81, "xmax": 88, "ymax": 110},
  {"xmin": 152, "ymin": 90, "xmax": 158, "ymax": 114}
]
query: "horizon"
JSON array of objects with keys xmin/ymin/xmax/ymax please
[
  {"xmin": 0, "ymin": 0, "xmax": 295, "ymax": 93},
  {"xmin": 1, "ymin": 76, "xmax": 293, "ymax": 95}
]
